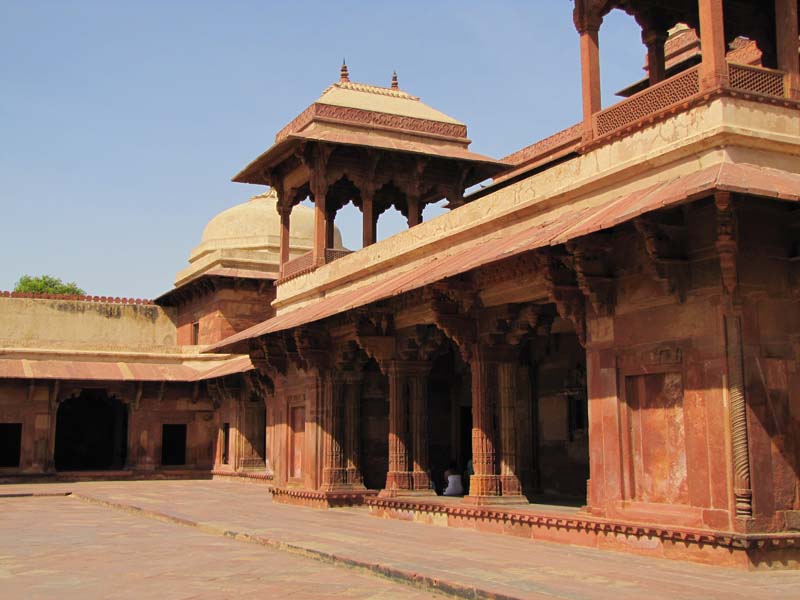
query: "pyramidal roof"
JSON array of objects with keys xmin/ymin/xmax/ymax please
[{"xmin": 312, "ymin": 80, "xmax": 464, "ymax": 126}]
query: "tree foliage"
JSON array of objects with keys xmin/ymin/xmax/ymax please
[{"xmin": 14, "ymin": 275, "xmax": 86, "ymax": 296}]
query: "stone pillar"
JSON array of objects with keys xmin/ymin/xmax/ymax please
[
  {"xmin": 466, "ymin": 344, "xmax": 501, "ymax": 502},
  {"xmin": 407, "ymin": 196, "xmax": 421, "ymax": 228},
  {"xmin": 698, "ymin": 0, "xmax": 729, "ymax": 90},
  {"xmin": 311, "ymin": 178, "xmax": 328, "ymax": 267},
  {"xmin": 577, "ymin": 15, "xmax": 602, "ymax": 141},
  {"xmin": 303, "ymin": 369, "xmax": 325, "ymax": 491},
  {"xmin": 321, "ymin": 372, "xmax": 348, "ymax": 491},
  {"xmin": 775, "ymin": 0, "xmax": 800, "ymax": 100},
  {"xmin": 715, "ymin": 191, "xmax": 753, "ymax": 519},
  {"xmin": 278, "ymin": 205, "xmax": 291, "ymax": 277},
  {"xmin": 408, "ymin": 362, "xmax": 434, "ymax": 493},
  {"xmin": 362, "ymin": 194, "xmax": 376, "ymax": 248},
  {"xmin": 382, "ymin": 361, "xmax": 413, "ymax": 495},
  {"xmin": 342, "ymin": 371, "xmax": 364, "ymax": 486},
  {"xmin": 643, "ymin": 28, "xmax": 668, "ymax": 85},
  {"xmin": 497, "ymin": 356, "xmax": 522, "ymax": 497},
  {"xmin": 325, "ymin": 209, "xmax": 335, "ymax": 250}
]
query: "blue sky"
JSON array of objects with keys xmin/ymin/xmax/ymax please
[{"xmin": 0, "ymin": 1, "xmax": 643, "ymax": 298}]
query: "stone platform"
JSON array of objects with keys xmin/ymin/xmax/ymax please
[{"xmin": 365, "ymin": 495, "xmax": 800, "ymax": 570}]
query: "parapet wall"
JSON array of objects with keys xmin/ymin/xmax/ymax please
[{"xmin": 0, "ymin": 295, "xmax": 178, "ymax": 352}]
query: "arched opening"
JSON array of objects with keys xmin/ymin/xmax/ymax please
[
  {"xmin": 376, "ymin": 205, "xmax": 406, "ymax": 242},
  {"xmin": 360, "ymin": 358, "xmax": 389, "ymax": 490},
  {"xmin": 54, "ymin": 390, "xmax": 128, "ymax": 471},
  {"xmin": 421, "ymin": 198, "xmax": 449, "ymax": 222},
  {"xmin": 333, "ymin": 200, "xmax": 362, "ymax": 251}
]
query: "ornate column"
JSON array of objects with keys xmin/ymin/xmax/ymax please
[
  {"xmin": 775, "ymin": 0, "xmax": 800, "ymax": 100},
  {"xmin": 408, "ymin": 361, "xmax": 434, "ymax": 493},
  {"xmin": 310, "ymin": 174, "xmax": 329, "ymax": 267},
  {"xmin": 342, "ymin": 371, "xmax": 365, "ymax": 486},
  {"xmin": 278, "ymin": 205, "xmax": 291, "ymax": 277},
  {"xmin": 698, "ymin": 0, "xmax": 729, "ymax": 91},
  {"xmin": 320, "ymin": 372, "xmax": 348, "ymax": 491},
  {"xmin": 382, "ymin": 361, "xmax": 413, "ymax": 495},
  {"xmin": 466, "ymin": 343, "xmax": 501, "ymax": 502},
  {"xmin": 574, "ymin": 4, "xmax": 603, "ymax": 142},
  {"xmin": 497, "ymin": 353, "xmax": 522, "ymax": 497},
  {"xmin": 362, "ymin": 193, "xmax": 376, "ymax": 248},
  {"xmin": 406, "ymin": 196, "xmax": 421, "ymax": 228},
  {"xmin": 325, "ymin": 208, "xmax": 335, "ymax": 250},
  {"xmin": 643, "ymin": 28, "xmax": 668, "ymax": 85},
  {"xmin": 715, "ymin": 191, "xmax": 753, "ymax": 519}
]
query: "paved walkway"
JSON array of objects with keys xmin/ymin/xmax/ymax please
[{"xmin": 3, "ymin": 480, "xmax": 800, "ymax": 599}]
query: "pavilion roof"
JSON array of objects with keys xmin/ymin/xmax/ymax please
[{"xmin": 232, "ymin": 72, "xmax": 509, "ymax": 186}]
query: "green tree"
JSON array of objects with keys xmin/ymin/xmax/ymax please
[{"xmin": 14, "ymin": 275, "xmax": 86, "ymax": 296}]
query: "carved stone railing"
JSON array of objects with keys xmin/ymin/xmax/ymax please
[
  {"xmin": 728, "ymin": 63, "xmax": 785, "ymax": 98},
  {"xmin": 325, "ymin": 248, "xmax": 353, "ymax": 263},
  {"xmin": 282, "ymin": 251, "xmax": 314, "ymax": 280},
  {"xmin": 280, "ymin": 248, "xmax": 354, "ymax": 282},
  {"xmin": 592, "ymin": 63, "xmax": 789, "ymax": 142},
  {"xmin": 594, "ymin": 66, "xmax": 700, "ymax": 137}
]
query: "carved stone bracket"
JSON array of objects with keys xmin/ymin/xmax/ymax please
[
  {"xmin": 428, "ymin": 282, "xmax": 479, "ymax": 362},
  {"xmin": 207, "ymin": 378, "xmax": 240, "ymax": 410},
  {"xmin": 540, "ymin": 249, "xmax": 587, "ymax": 346},
  {"xmin": 634, "ymin": 216, "xmax": 689, "ymax": 302},
  {"xmin": 294, "ymin": 326, "xmax": 332, "ymax": 373},
  {"xmin": 566, "ymin": 235, "xmax": 616, "ymax": 316}
]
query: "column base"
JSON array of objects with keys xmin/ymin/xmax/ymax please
[
  {"xmin": 469, "ymin": 474, "xmax": 501, "ymax": 497},
  {"xmin": 500, "ymin": 475, "xmax": 523, "ymax": 497}
]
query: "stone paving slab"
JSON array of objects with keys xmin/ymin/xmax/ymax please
[
  {"xmin": 0, "ymin": 495, "xmax": 443, "ymax": 599},
  {"xmin": 4, "ymin": 480, "xmax": 800, "ymax": 599}
]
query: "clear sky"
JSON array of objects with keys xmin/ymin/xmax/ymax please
[{"xmin": 0, "ymin": 1, "xmax": 643, "ymax": 299}]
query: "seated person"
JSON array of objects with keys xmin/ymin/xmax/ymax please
[{"xmin": 442, "ymin": 460, "xmax": 464, "ymax": 496}]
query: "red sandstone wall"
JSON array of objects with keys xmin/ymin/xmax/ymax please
[{"xmin": 175, "ymin": 286, "xmax": 275, "ymax": 346}]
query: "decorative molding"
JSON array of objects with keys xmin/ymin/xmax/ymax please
[{"xmin": 276, "ymin": 103, "xmax": 468, "ymax": 144}]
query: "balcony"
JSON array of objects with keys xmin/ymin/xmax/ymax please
[{"xmin": 591, "ymin": 63, "xmax": 789, "ymax": 143}]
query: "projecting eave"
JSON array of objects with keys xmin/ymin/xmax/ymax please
[{"xmin": 233, "ymin": 124, "xmax": 511, "ymax": 187}]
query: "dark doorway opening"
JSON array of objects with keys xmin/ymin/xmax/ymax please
[
  {"xmin": 427, "ymin": 344, "xmax": 471, "ymax": 494},
  {"xmin": 0, "ymin": 423, "xmax": 22, "ymax": 467},
  {"xmin": 55, "ymin": 390, "xmax": 128, "ymax": 471},
  {"xmin": 360, "ymin": 359, "xmax": 388, "ymax": 490},
  {"xmin": 161, "ymin": 424, "xmax": 187, "ymax": 466}
]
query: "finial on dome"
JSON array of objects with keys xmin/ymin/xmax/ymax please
[
  {"xmin": 340, "ymin": 59, "xmax": 350, "ymax": 83},
  {"xmin": 391, "ymin": 70, "xmax": 399, "ymax": 90}
]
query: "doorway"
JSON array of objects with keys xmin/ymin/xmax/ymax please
[{"xmin": 54, "ymin": 390, "xmax": 127, "ymax": 470}]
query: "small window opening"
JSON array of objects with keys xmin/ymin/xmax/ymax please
[
  {"xmin": 191, "ymin": 322, "xmax": 200, "ymax": 345},
  {"xmin": 0, "ymin": 423, "xmax": 22, "ymax": 467},
  {"xmin": 161, "ymin": 424, "xmax": 187, "ymax": 466}
]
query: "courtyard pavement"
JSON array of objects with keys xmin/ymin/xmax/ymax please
[{"xmin": 2, "ymin": 479, "xmax": 800, "ymax": 599}]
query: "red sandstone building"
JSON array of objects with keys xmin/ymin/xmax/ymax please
[{"xmin": 2, "ymin": 0, "xmax": 799, "ymax": 570}]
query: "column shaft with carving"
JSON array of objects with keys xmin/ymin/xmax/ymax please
[
  {"xmin": 716, "ymin": 191, "xmax": 753, "ymax": 518},
  {"xmin": 321, "ymin": 372, "xmax": 349, "ymax": 490},
  {"xmin": 497, "ymin": 359, "xmax": 522, "ymax": 496},
  {"xmin": 467, "ymin": 344, "xmax": 501, "ymax": 500},
  {"xmin": 383, "ymin": 361, "xmax": 413, "ymax": 494},
  {"xmin": 408, "ymin": 362, "xmax": 433, "ymax": 492},
  {"xmin": 343, "ymin": 372, "xmax": 364, "ymax": 486}
]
